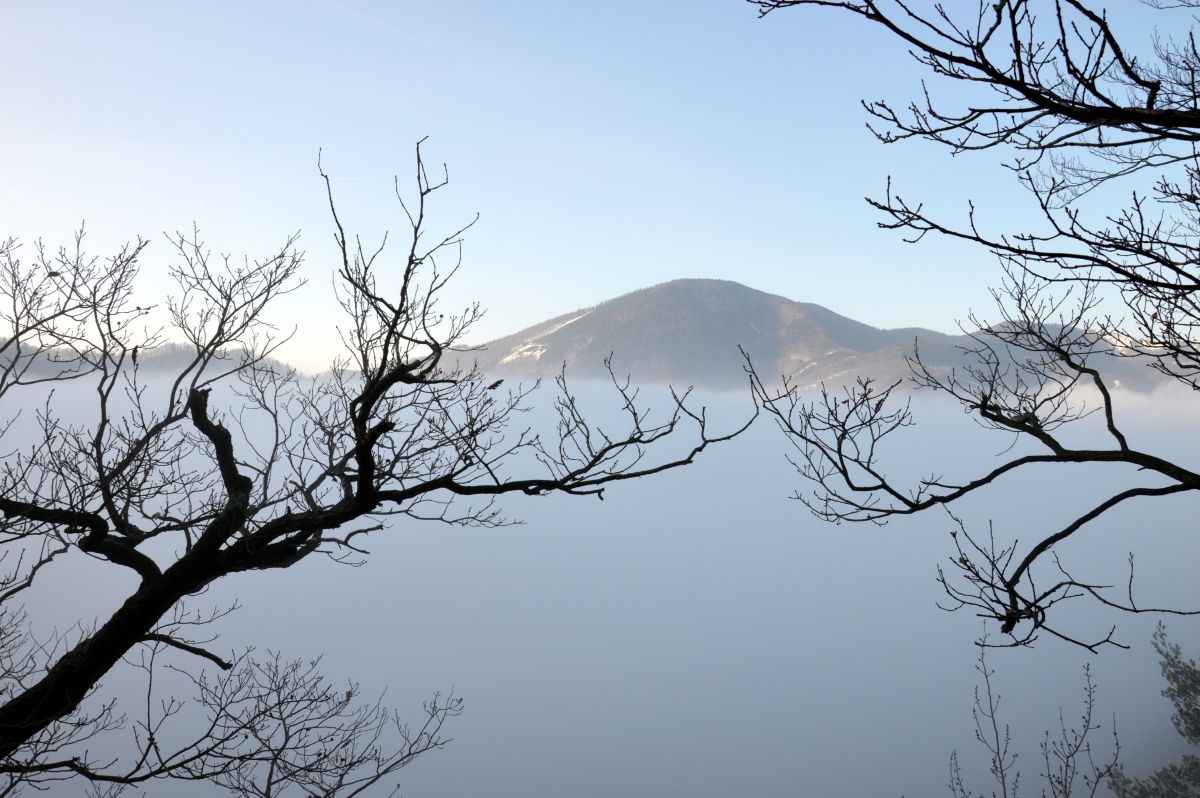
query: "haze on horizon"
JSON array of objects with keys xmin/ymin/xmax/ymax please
[
  {"xmin": 5, "ymin": 371, "xmax": 1197, "ymax": 796},
  {"xmin": 4, "ymin": 2, "xmax": 1200, "ymax": 797}
]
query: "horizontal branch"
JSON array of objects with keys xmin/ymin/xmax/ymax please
[{"xmin": 140, "ymin": 633, "xmax": 233, "ymax": 670}]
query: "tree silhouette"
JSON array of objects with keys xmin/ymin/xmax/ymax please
[
  {"xmin": 946, "ymin": 635, "xmax": 1118, "ymax": 798},
  {"xmin": 1110, "ymin": 624, "xmax": 1200, "ymax": 797},
  {"xmin": 751, "ymin": 0, "xmax": 1200, "ymax": 649},
  {"xmin": 0, "ymin": 141, "xmax": 751, "ymax": 794}
]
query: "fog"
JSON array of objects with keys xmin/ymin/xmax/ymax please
[{"xmin": 11, "ymin": 375, "xmax": 1200, "ymax": 796}]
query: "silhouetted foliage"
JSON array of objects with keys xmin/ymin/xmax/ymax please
[{"xmin": 1110, "ymin": 624, "xmax": 1200, "ymax": 797}]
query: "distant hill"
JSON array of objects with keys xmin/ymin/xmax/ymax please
[
  {"xmin": 466, "ymin": 278, "xmax": 1160, "ymax": 391},
  {"xmin": 0, "ymin": 341, "xmax": 291, "ymax": 381},
  {"xmin": 1, "ymin": 279, "xmax": 1163, "ymax": 392},
  {"xmin": 465, "ymin": 279, "xmax": 949, "ymax": 389}
]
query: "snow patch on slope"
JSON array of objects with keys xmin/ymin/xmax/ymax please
[
  {"xmin": 499, "ymin": 312, "xmax": 591, "ymax": 365},
  {"xmin": 500, "ymin": 342, "xmax": 548, "ymax": 364}
]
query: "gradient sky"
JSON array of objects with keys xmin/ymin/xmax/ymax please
[
  {"xmin": 0, "ymin": 1, "xmax": 1171, "ymax": 371},
  {"xmin": 4, "ymin": 7, "xmax": 1197, "ymax": 795}
]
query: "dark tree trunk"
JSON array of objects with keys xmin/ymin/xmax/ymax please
[{"xmin": 0, "ymin": 554, "xmax": 216, "ymax": 760}]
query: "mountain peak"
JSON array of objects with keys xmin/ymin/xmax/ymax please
[{"xmin": 470, "ymin": 279, "xmax": 952, "ymax": 389}]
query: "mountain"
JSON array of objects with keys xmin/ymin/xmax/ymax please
[
  {"xmin": 466, "ymin": 278, "xmax": 1165, "ymax": 392},
  {"xmin": 0, "ymin": 341, "xmax": 291, "ymax": 381},
  {"xmin": 2, "ymin": 279, "xmax": 1161, "ymax": 392},
  {"xmin": 467, "ymin": 279, "xmax": 963, "ymax": 390}
]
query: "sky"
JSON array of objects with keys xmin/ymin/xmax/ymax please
[
  {"xmin": 5, "ymin": 4, "xmax": 1200, "ymax": 795},
  {"xmin": 0, "ymin": 0, "xmax": 1091, "ymax": 372}
]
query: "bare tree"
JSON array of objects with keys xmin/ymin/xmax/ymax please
[
  {"xmin": 0, "ymin": 141, "xmax": 752, "ymax": 794},
  {"xmin": 144, "ymin": 650, "xmax": 462, "ymax": 798},
  {"xmin": 941, "ymin": 635, "xmax": 1118, "ymax": 798},
  {"xmin": 749, "ymin": 0, "xmax": 1200, "ymax": 649}
]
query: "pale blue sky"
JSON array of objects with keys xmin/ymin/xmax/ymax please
[{"xmin": 0, "ymin": 0, "xmax": 1163, "ymax": 371}]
